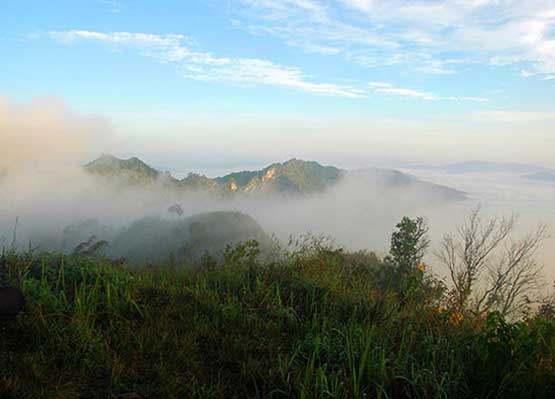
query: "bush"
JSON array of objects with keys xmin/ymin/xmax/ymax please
[{"xmin": 0, "ymin": 234, "xmax": 553, "ymax": 398}]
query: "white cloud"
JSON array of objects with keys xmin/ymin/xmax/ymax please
[
  {"xmin": 543, "ymin": 75, "xmax": 555, "ymax": 80},
  {"xmin": 98, "ymin": 0, "xmax": 121, "ymax": 14},
  {"xmin": 49, "ymin": 30, "xmax": 362, "ymax": 98},
  {"xmin": 47, "ymin": 30, "xmax": 490, "ymax": 101},
  {"xmin": 181, "ymin": 58, "xmax": 365, "ymax": 98},
  {"xmin": 452, "ymin": 97, "xmax": 490, "ymax": 104},
  {"xmin": 520, "ymin": 69, "xmax": 535, "ymax": 78},
  {"xmin": 232, "ymin": 0, "xmax": 555, "ymax": 76},
  {"xmin": 368, "ymin": 82, "xmax": 488, "ymax": 103},
  {"xmin": 341, "ymin": 0, "xmax": 374, "ymax": 11},
  {"xmin": 368, "ymin": 81, "xmax": 391, "ymax": 88},
  {"xmin": 376, "ymin": 87, "xmax": 438, "ymax": 101},
  {"xmin": 471, "ymin": 110, "xmax": 555, "ymax": 123},
  {"xmin": 51, "ymin": 30, "xmax": 186, "ymax": 49}
]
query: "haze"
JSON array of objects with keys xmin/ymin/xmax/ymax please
[{"xmin": 1, "ymin": 1, "xmax": 554, "ymax": 280}]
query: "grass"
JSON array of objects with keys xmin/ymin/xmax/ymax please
[{"xmin": 0, "ymin": 241, "xmax": 554, "ymax": 398}]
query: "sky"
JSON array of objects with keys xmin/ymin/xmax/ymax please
[{"xmin": 1, "ymin": 0, "xmax": 555, "ymax": 170}]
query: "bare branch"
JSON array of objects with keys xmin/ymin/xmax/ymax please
[{"xmin": 435, "ymin": 206, "xmax": 548, "ymax": 318}]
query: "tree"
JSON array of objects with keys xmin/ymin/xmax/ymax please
[
  {"xmin": 435, "ymin": 205, "xmax": 548, "ymax": 318},
  {"xmin": 168, "ymin": 204, "xmax": 184, "ymax": 218},
  {"xmin": 390, "ymin": 216, "xmax": 430, "ymax": 274},
  {"xmin": 536, "ymin": 282, "xmax": 555, "ymax": 320}
]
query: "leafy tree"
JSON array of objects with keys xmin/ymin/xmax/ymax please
[
  {"xmin": 390, "ymin": 216, "xmax": 430, "ymax": 274},
  {"xmin": 168, "ymin": 204, "xmax": 184, "ymax": 217}
]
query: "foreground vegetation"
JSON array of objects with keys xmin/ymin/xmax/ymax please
[{"xmin": 1, "ymin": 222, "xmax": 554, "ymax": 398}]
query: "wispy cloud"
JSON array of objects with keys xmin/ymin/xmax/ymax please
[
  {"xmin": 47, "ymin": 30, "xmax": 490, "ymax": 101},
  {"xmin": 520, "ymin": 69, "xmax": 535, "ymax": 78},
  {"xmin": 368, "ymin": 82, "xmax": 488, "ymax": 103},
  {"xmin": 376, "ymin": 87, "xmax": 438, "ymax": 101},
  {"xmin": 471, "ymin": 110, "xmax": 555, "ymax": 123},
  {"xmin": 49, "ymin": 30, "xmax": 363, "ymax": 98},
  {"xmin": 231, "ymin": 0, "xmax": 555, "ymax": 77},
  {"xmin": 368, "ymin": 81, "xmax": 392, "ymax": 88},
  {"xmin": 98, "ymin": 0, "xmax": 121, "ymax": 14}
]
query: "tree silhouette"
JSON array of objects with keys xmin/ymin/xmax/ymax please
[{"xmin": 168, "ymin": 204, "xmax": 184, "ymax": 218}]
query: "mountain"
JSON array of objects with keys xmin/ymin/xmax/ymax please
[
  {"xmin": 522, "ymin": 171, "xmax": 555, "ymax": 183},
  {"xmin": 85, "ymin": 154, "xmax": 169, "ymax": 184},
  {"xmin": 215, "ymin": 159, "xmax": 344, "ymax": 194},
  {"xmin": 351, "ymin": 168, "xmax": 466, "ymax": 201},
  {"xmin": 179, "ymin": 172, "xmax": 219, "ymax": 191},
  {"xmin": 84, "ymin": 155, "xmax": 466, "ymax": 199}
]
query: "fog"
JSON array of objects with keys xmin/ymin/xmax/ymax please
[
  {"xmin": 398, "ymin": 168, "xmax": 555, "ymax": 280},
  {"xmin": 0, "ymin": 97, "xmax": 553, "ymax": 281}
]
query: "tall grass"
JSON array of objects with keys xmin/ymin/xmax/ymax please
[{"xmin": 0, "ymin": 243, "xmax": 554, "ymax": 398}]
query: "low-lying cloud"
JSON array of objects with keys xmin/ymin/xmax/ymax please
[
  {"xmin": 0, "ymin": 96, "xmax": 553, "ymax": 283},
  {"xmin": 0, "ymin": 96, "xmax": 110, "ymax": 172}
]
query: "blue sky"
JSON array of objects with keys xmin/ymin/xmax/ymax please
[{"xmin": 1, "ymin": 0, "xmax": 555, "ymax": 169}]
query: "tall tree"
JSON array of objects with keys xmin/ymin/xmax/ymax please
[{"xmin": 390, "ymin": 216, "xmax": 430, "ymax": 274}]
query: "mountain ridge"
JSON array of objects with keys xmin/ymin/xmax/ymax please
[
  {"xmin": 522, "ymin": 171, "xmax": 555, "ymax": 183},
  {"xmin": 400, "ymin": 160, "xmax": 554, "ymax": 175},
  {"xmin": 84, "ymin": 154, "xmax": 466, "ymax": 199}
]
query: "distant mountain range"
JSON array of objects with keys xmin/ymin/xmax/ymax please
[
  {"xmin": 403, "ymin": 160, "xmax": 546, "ymax": 174},
  {"xmin": 400, "ymin": 160, "xmax": 555, "ymax": 183},
  {"xmin": 84, "ymin": 155, "xmax": 467, "ymax": 200},
  {"xmin": 522, "ymin": 171, "xmax": 555, "ymax": 183}
]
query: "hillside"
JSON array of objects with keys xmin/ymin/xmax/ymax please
[
  {"xmin": 1, "ymin": 241, "xmax": 553, "ymax": 398},
  {"xmin": 60, "ymin": 211, "xmax": 274, "ymax": 264},
  {"xmin": 108, "ymin": 211, "xmax": 273, "ymax": 263}
]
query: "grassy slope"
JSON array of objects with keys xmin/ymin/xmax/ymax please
[{"xmin": 1, "ymin": 243, "xmax": 554, "ymax": 399}]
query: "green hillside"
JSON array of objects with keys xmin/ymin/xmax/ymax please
[
  {"xmin": 1, "ymin": 235, "xmax": 554, "ymax": 398},
  {"xmin": 108, "ymin": 211, "xmax": 274, "ymax": 263}
]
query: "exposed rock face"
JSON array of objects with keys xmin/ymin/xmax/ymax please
[
  {"xmin": 0, "ymin": 286, "xmax": 25, "ymax": 321},
  {"xmin": 215, "ymin": 158, "xmax": 344, "ymax": 194}
]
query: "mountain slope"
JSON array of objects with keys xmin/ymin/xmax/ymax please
[
  {"xmin": 85, "ymin": 154, "xmax": 164, "ymax": 184},
  {"xmin": 351, "ymin": 168, "xmax": 466, "ymax": 201}
]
